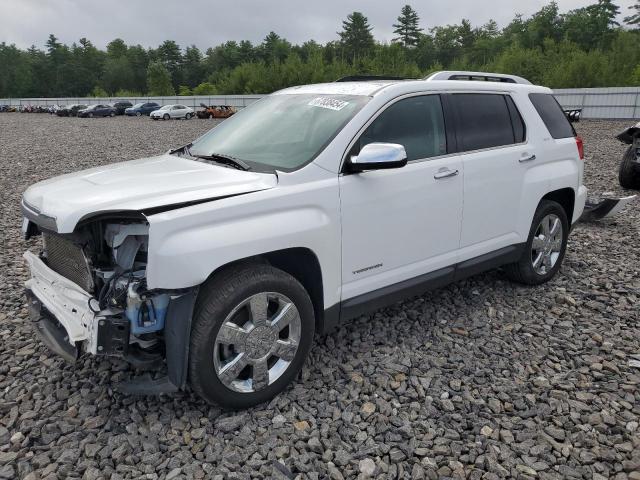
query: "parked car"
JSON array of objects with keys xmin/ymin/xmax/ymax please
[
  {"xmin": 112, "ymin": 101, "xmax": 133, "ymax": 115},
  {"xmin": 150, "ymin": 104, "xmax": 195, "ymax": 120},
  {"xmin": 196, "ymin": 104, "xmax": 237, "ymax": 119},
  {"xmin": 21, "ymin": 70, "xmax": 587, "ymax": 409},
  {"xmin": 77, "ymin": 104, "xmax": 117, "ymax": 118},
  {"xmin": 56, "ymin": 104, "xmax": 88, "ymax": 117},
  {"xmin": 125, "ymin": 102, "xmax": 160, "ymax": 116}
]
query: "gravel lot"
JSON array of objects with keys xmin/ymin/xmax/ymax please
[{"xmin": 0, "ymin": 114, "xmax": 638, "ymax": 480}]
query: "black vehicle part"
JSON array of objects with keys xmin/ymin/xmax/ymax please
[
  {"xmin": 96, "ymin": 314, "xmax": 130, "ymax": 356},
  {"xmin": 335, "ymin": 75, "xmax": 410, "ymax": 82},
  {"xmin": 619, "ymin": 145, "xmax": 640, "ymax": 190},
  {"xmin": 580, "ymin": 195, "xmax": 637, "ymax": 221},
  {"xmin": 563, "ymin": 108, "xmax": 582, "ymax": 123},
  {"xmin": 115, "ymin": 289, "xmax": 198, "ymax": 395},
  {"xmin": 616, "ymin": 124, "xmax": 640, "ymax": 145}
]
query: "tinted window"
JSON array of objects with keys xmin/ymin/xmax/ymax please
[
  {"xmin": 451, "ymin": 94, "xmax": 516, "ymax": 151},
  {"xmin": 356, "ymin": 95, "xmax": 447, "ymax": 161},
  {"xmin": 528, "ymin": 93, "xmax": 574, "ymax": 139}
]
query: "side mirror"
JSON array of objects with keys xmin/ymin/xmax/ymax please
[{"xmin": 348, "ymin": 143, "xmax": 408, "ymax": 173}]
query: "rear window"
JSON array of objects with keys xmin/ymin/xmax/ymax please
[
  {"xmin": 451, "ymin": 93, "xmax": 518, "ymax": 151},
  {"xmin": 528, "ymin": 93, "xmax": 574, "ymax": 139}
]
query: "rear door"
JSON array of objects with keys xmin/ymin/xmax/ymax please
[
  {"xmin": 449, "ymin": 92, "xmax": 532, "ymax": 260},
  {"xmin": 339, "ymin": 94, "xmax": 463, "ymax": 301}
]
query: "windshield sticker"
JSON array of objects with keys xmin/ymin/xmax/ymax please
[{"xmin": 308, "ymin": 97, "xmax": 349, "ymax": 111}]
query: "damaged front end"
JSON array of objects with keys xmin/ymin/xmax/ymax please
[{"xmin": 23, "ymin": 214, "xmax": 197, "ymax": 393}]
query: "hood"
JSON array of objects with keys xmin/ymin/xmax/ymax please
[{"xmin": 22, "ymin": 153, "xmax": 278, "ymax": 233}]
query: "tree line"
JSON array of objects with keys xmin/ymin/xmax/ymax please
[{"xmin": 0, "ymin": 0, "xmax": 639, "ymax": 98}]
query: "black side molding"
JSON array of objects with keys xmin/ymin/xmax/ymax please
[{"xmin": 325, "ymin": 243, "xmax": 526, "ymax": 330}]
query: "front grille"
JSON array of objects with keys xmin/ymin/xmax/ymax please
[{"xmin": 43, "ymin": 233, "xmax": 94, "ymax": 292}]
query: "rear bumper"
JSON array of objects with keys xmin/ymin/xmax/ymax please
[{"xmin": 574, "ymin": 185, "xmax": 588, "ymax": 224}]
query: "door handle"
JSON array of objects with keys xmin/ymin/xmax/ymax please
[
  {"xmin": 434, "ymin": 169, "xmax": 459, "ymax": 179},
  {"xmin": 519, "ymin": 154, "xmax": 536, "ymax": 162}
]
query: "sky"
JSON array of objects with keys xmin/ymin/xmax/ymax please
[{"xmin": 0, "ymin": 0, "xmax": 636, "ymax": 50}]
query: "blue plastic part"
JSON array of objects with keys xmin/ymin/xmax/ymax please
[{"xmin": 127, "ymin": 293, "xmax": 170, "ymax": 334}]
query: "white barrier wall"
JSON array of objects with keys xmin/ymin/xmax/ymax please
[
  {"xmin": 2, "ymin": 87, "xmax": 640, "ymax": 119},
  {"xmin": 553, "ymin": 87, "xmax": 640, "ymax": 120}
]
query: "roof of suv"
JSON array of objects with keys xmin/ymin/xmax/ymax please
[{"xmin": 276, "ymin": 72, "xmax": 551, "ymax": 97}]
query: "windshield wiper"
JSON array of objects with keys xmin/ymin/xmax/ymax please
[
  {"xmin": 169, "ymin": 142, "xmax": 192, "ymax": 156},
  {"xmin": 191, "ymin": 152, "xmax": 251, "ymax": 171}
]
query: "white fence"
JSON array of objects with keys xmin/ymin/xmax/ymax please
[
  {"xmin": 1, "ymin": 87, "xmax": 640, "ymax": 119},
  {"xmin": 553, "ymin": 87, "xmax": 640, "ymax": 120}
]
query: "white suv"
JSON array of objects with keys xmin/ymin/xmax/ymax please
[{"xmin": 21, "ymin": 71, "xmax": 587, "ymax": 408}]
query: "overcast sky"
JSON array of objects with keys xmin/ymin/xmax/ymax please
[{"xmin": 0, "ymin": 0, "xmax": 636, "ymax": 50}]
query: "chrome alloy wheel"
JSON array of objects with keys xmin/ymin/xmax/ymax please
[
  {"xmin": 213, "ymin": 292, "xmax": 301, "ymax": 393},
  {"xmin": 531, "ymin": 213, "xmax": 563, "ymax": 275}
]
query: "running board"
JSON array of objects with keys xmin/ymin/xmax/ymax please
[{"xmin": 580, "ymin": 195, "xmax": 636, "ymax": 222}]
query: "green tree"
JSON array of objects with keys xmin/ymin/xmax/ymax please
[
  {"xmin": 146, "ymin": 61, "xmax": 174, "ymax": 95},
  {"xmin": 154, "ymin": 40, "xmax": 182, "ymax": 89},
  {"xmin": 192, "ymin": 82, "xmax": 217, "ymax": 95},
  {"xmin": 182, "ymin": 45, "xmax": 204, "ymax": 88},
  {"xmin": 624, "ymin": 0, "xmax": 640, "ymax": 26},
  {"xmin": 91, "ymin": 85, "xmax": 108, "ymax": 97},
  {"xmin": 178, "ymin": 85, "xmax": 192, "ymax": 96},
  {"xmin": 393, "ymin": 5, "xmax": 423, "ymax": 48},
  {"xmin": 338, "ymin": 12, "xmax": 375, "ymax": 62}
]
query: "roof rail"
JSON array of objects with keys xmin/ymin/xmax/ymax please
[
  {"xmin": 424, "ymin": 71, "xmax": 532, "ymax": 85},
  {"xmin": 335, "ymin": 75, "xmax": 409, "ymax": 82}
]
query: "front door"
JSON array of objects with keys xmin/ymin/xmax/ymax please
[{"xmin": 339, "ymin": 94, "xmax": 463, "ymax": 302}]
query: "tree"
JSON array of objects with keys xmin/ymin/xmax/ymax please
[
  {"xmin": 146, "ymin": 61, "xmax": 174, "ymax": 95},
  {"xmin": 393, "ymin": 5, "xmax": 423, "ymax": 48},
  {"xmin": 338, "ymin": 12, "xmax": 375, "ymax": 62},
  {"xmin": 182, "ymin": 45, "xmax": 204, "ymax": 88},
  {"xmin": 192, "ymin": 82, "xmax": 217, "ymax": 95},
  {"xmin": 624, "ymin": 0, "xmax": 640, "ymax": 26},
  {"xmin": 154, "ymin": 40, "xmax": 182, "ymax": 89}
]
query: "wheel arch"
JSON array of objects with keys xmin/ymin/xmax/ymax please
[
  {"xmin": 541, "ymin": 187, "xmax": 575, "ymax": 224},
  {"xmin": 198, "ymin": 247, "xmax": 329, "ymax": 334}
]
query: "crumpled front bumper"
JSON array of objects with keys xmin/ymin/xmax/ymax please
[{"xmin": 23, "ymin": 251, "xmax": 101, "ymax": 355}]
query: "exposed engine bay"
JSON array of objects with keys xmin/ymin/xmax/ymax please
[{"xmin": 26, "ymin": 218, "xmax": 176, "ymax": 365}]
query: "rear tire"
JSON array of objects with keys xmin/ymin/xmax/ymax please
[
  {"xmin": 189, "ymin": 264, "xmax": 315, "ymax": 409},
  {"xmin": 504, "ymin": 200, "xmax": 569, "ymax": 285},
  {"xmin": 619, "ymin": 146, "xmax": 640, "ymax": 190}
]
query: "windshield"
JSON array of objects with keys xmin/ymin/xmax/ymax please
[
  {"xmin": 132, "ymin": 103, "xmax": 144, "ymax": 108},
  {"xmin": 159, "ymin": 105, "xmax": 171, "ymax": 110},
  {"xmin": 188, "ymin": 94, "xmax": 368, "ymax": 171}
]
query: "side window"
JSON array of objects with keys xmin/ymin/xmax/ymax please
[
  {"xmin": 451, "ymin": 94, "xmax": 516, "ymax": 151},
  {"xmin": 528, "ymin": 93, "xmax": 574, "ymax": 139},
  {"xmin": 355, "ymin": 95, "xmax": 447, "ymax": 161}
]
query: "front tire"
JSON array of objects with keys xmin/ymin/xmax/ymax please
[
  {"xmin": 189, "ymin": 264, "xmax": 315, "ymax": 409},
  {"xmin": 619, "ymin": 146, "xmax": 640, "ymax": 190},
  {"xmin": 136, "ymin": 111, "xmax": 142, "ymax": 117},
  {"xmin": 163, "ymin": 113, "xmax": 170, "ymax": 120},
  {"xmin": 504, "ymin": 200, "xmax": 569, "ymax": 285}
]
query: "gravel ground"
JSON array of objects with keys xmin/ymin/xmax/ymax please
[{"xmin": 0, "ymin": 114, "xmax": 638, "ymax": 480}]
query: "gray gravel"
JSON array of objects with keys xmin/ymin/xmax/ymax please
[{"xmin": 0, "ymin": 114, "xmax": 639, "ymax": 479}]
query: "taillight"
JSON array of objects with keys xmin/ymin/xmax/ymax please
[{"xmin": 576, "ymin": 136, "xmax": 584, "ymax": 160}]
